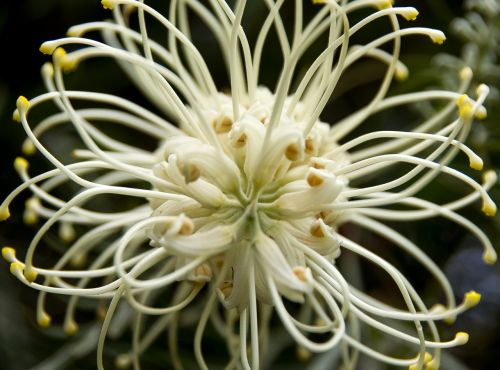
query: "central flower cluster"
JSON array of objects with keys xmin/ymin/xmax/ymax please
[{"xmin": 148, "ymin": 88, "xmax": 349, "ymax": 308}]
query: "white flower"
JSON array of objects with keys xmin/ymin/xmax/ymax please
[{"xmin": 1, "ymin": 1, "xmax": 497, "ymax": 369}]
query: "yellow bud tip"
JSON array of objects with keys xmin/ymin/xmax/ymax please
[
  {"xmin": 376, "ymin": 0, "xmax": 394, "ymax": 10},
  {"xmin": 12, "ymin": 110, "xmax": 20, "ymax": 122},
  {"xmin": 425, "ymin": 359, "xmax": 439, "ymax": 370},
  {"xmin": 476, "ymin": 84, "xmax": 489, "ymax": 97},
  {"xmin": 14, "ymin": 157, "xmax": 29, "ymax": 173},
  {"xmin": 37, "ymin": 311, "xmax": 52, "ymax": 328},
  {"xmin": 22, "ymin": 139, "xmax": 37, "ymax": 156},
  {"xmin": 483, "ymin": 250, "xmax": 497, "ymax": 265},
  {"xmin": 469, "ymin": 157, "xmax": 483, "ymax": 171},
  {"xmin": 459, "ymin": 104, "xmax": 473, "ymax": 119},
  {"xmin": 429, "ymin": 31, "xmax": 446, "ymax": 44},
  {"xmin": 115, "ymin": 354, "xmax": 132, "ymax": 369},
  {"xmin": 395, "ymin": 66, "xmax": 409, "ymax": 81},
  {"xmin": 424, "ymin": 352, "xmax": 433, "ymax": 364},
  {"xmin": 456, "ymin": 94, "xmax": 469, "ymax": 107},
  {"xmin": 296, "ymin": 346, "xmax": 312, "ymax": 362},
  {"xmin": 39, "ymin": 42, "xmax": 56, "ymax": 55},
  {"xmin": 101, "ymin": 0, "xmax": 116, "ymax": 10},
  {"xmin": 443, "ymin": 315, "xmax": 456, "ymax": 325},
  {"xmin": 64, "ymin": 319, "xmax": 79, "ymax": 336},
  {"xmin": 455, "ymin": 332, "xmax": 469, "ymax": 345},
  {"xmin": 459, "ymin": 66, "xmax": 473, "ymax": 81},
  {"xmin": 16, "ymin": 96, "xmax": 30, "ymax": 113},
  {"xmin": 464, "ymin": 290, "xmax": 481, "ymax": 307},
  {"xmin": 2, "ymin": 247, "xmax": 16, "ymax": 262},
  {"xmin": 41, "ymin": 62, "xmax": 54, "ymax": 78},
  {"xmin": 10, "ymin": 262, "xmax": 24, "ymax": 277},
  {"xmin": 53, "ymin": 48, "xmax": 78, "ymax": 73},
  {"xmin": 24, "ymin": 266, "xmax": 38, "ymax": 282},
  {"xmin": 483, "ymin": 170, "xmax": 497, "ymax": 184},
  {"xmin": 0, "ymin": 206, "xmax": 10, "ymax": 221},
  {"xmin": 474, "ymin": 106, "xmax": 487, "ymax": 120},
  {"xmin": 66, "ymin": 26, "xmax": 83, "ymax": 37},
  {"xmin": 402, "ymin": 8, "xmax": 419, "ymax": 21},
  {"xmin": 482, "ymin": 198, "xmax": 497, "ymax": 217}
]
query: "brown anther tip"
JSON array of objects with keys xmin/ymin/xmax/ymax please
[
  {"xmin": 214, "ymin": 116, "xmax": 233, "ymax": 134},
  {"xmin": 305, "ymin": 137, "xmax": 315, "ymax": 155},
  {"xmin": 220, "ymin": 280, "xmax": 233, "ymax": 298},
  {"xmin": 310, "ymin": 221, "xmax": 324, "ymax": 237},
  {"xmin": 233, "ymin": 133, "xmax": 247, "ymax": 148},
  {"xmin": 179, "ymin": 218, "xmax": 195, "ymax": 235},
  {"xmin": 292, "ymin": 266, "xmax": 307, "ymax": 282}
]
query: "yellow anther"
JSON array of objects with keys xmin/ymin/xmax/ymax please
[
  {"xmin": 401, "ymin": 8, "xmax": 419, "ymax": 21},
  {"xmin": 474, "ymin": 106, "xmax": 487, "ymax": 120},
  {"xmin": 459, "ymin": 66, "xmax": 473, "ymax": 81},
  {"xmin": 53, "ymin": 48, "xmax": 78, "ymax": 73},
  {"xmin": 14, "ymin": 157, "xmax": 29, "ymax": 173},
  {"xmin": 24, "ymin": 266, "xmax": 38, "ymax": 282},
  {"xmin": 22, "ymin": 139, "xmax": 37, "ymax": 156},
  {"xmin": 39, "ymin": 42, "xmax": 56, "ymax": 55},
  {"xmin": 0, "ymin": 206, "xmax": 10, "ymax": 221},
  {"xmin": 458, "ymin": 104, "xmax": 473, "ymax": 119},
  {"xmin": 23, "ymin": 209, "xmax": 39, "ymax": 226},
  {"xmin": 464, "ymin": 290, "xmax": 481, "ymax": 308},
  {"xmin": 483, "ymin": 250, "xmax": 497, "ymax": 265},
  {"xmin": 376, "ymin": 0, "xmax": 394, "ymax": 10},
  {"xmin": 425, "ymin": 359, "xmax": 440, "ymax": 370},
  {"xmin": 101, "ymin": 0, "xmax": 117, "ymax": 10},
  {"xmin": 37, "ymin": 310, "xmax": 52, "ymax": 328},
  {"xmin": 296, "ymin": 346, "xmax": 312, "ymax": 362},
  {"xmin": 455, "ymin": 94, "xmax": 469, "ymax": 107},
  {"xmin": 443, "ymin": 315, "xmax": 456, "ymax": 325},
  {"xmin": 483, "ymin": 170, "xmax": 497, "ymax": 184},
  {"xmin": 455, "ymin": 332, "xmax": 469, "ymax": 345},
  {"xmin": 395, "ymin": 66, "xmax": 409, "ymax": 81},
  {"xmin": 59, "ymin": 223, "xmax": 76, "ymax": 243},
  {"xmin": 66, "ymin": 26, "xmax": 83, "ymax": 38},
  {"xmin": 424, "ymin": 352, "xmax": 433, "ymax": 364},
  {"xmin": 64, "ymin": 318, "xmax": 79, "ymax": 336},
  {"xmin": 469, "ymin": 156, "xmax": 483, "ymax": 171},
  {"xmin": 16, "ymin": 95, "xmax": 30, "ymax": 113},
  {"xmin": 285, "ymin": 143, "xmax": 302, "ymax": 161},
  {"xmin": 9, "ymin": 262, "xmax": 24, "ymax": 278},
  {"xmin": 429, "ymin": 31, "xmax": 446, "ymax": 44},
  {"xmin": 71, "ymin": 253, "xmax": 87, "ymax": 268},
  {"xmin": 481, "ymin": 198, "xmax": 497, "ymax": 217},
  {"xmin": 12, "ymin": 110, "xmax": 20, "ymax": 122},
  {"xmin": 41, "ymin": 62, "xmax": 54, "ymax": 78},
  {"xmin": 115, "ymin": 354, "xmax": 132, "ymax": 370},
  {"xmin": 311, "ymin": 0, "xmax": 327, "ymax": 4},
  {"xmin": 2, "ymin": 247, "xmax": 16, "ymax": 262},
  {"xmin": 476, "ymin": 84, "xmax": 489, "ymax": 97}
]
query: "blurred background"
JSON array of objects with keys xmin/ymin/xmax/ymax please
[{"xmin": 0, "ymin": 1, "xmax": 498, "ymax": 369}]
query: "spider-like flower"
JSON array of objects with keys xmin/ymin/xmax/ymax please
[{"xmin": 1, "ymin": 0, "xmax": 497, "ymax": 369}]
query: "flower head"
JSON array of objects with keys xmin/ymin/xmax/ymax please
[{"xmin": 1, "ymin": 1, "xmax": 496, "ymax": 369}]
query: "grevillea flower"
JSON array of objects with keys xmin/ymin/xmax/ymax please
[{"xmin": 1, "ymin": 0, "xmax": 497, "ymax": 369}]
